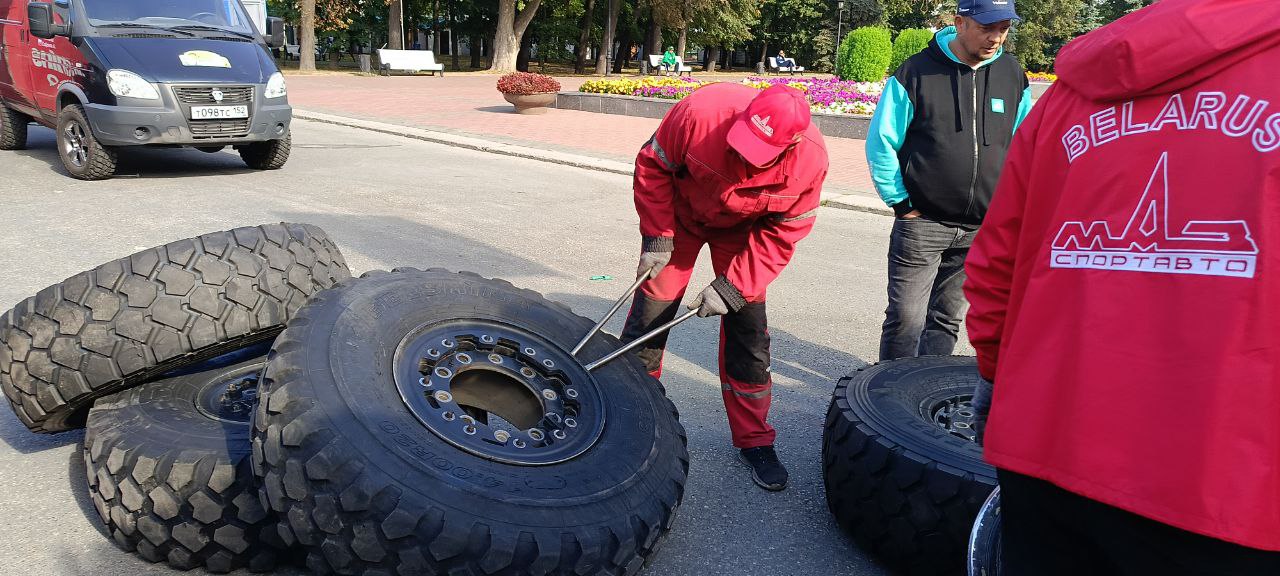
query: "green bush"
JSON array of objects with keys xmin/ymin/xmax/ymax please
[
  {"xmin": 837, "ymin": 26, "xmax": 892, "ymax": 82},
  {"xmin": 889, "ymin": 28, "xmax": 933, "ymax": 73}
]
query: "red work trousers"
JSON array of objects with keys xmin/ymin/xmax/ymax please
[{"xmin": 621, "ymin": 218, "xmax": 775, "ymax": 449}]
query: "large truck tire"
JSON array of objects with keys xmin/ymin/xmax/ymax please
[
  {"xmin": 239, "ymin": 133, "xmax": 291, "ymax": 170},
  {"xmin": 252, "ymin": 269, "xmax": 690, "ymax": 575},
  {"xmin": 84, "ymin": 347, "xmax": 284, "ymax": 573},
  {"xmin": 57, "ymin": 104, "xmax": 118, "ymax": 180},
  {"xmin": 0, "ymin": 105, "xmax": 29, "ymax": 150},
  {"xmin": 0, "ymin": 223, "xmax": 350, "ymax": 433},
  {"xmin": 822, "ymin": 357, "xmax": 997, "ymax": 576},
  {"xmin": 967, "ymin": 487, "xmax": 1002, "ymax": 576}
]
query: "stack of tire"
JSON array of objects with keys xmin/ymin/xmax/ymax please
[
  {"xmin": 821, "ymin": 357, "xmax": 998, "ymax": 575},
  {"xmin": 1, "ymin": 223, "xmax": 690, "ymax": 575}
]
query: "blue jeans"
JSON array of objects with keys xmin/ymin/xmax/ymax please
[{"xmin": 879, "ymin": 216, "xmax": 977, "ymax": 361}]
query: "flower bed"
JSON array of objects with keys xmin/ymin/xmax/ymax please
[
  {"xmin": 579, "ymin": 77, "xmax": 702, "ymax": 97},
  {"xmin": 577, "ymin": 76, "xmax": 885, "ymax": 116},
  {"xmin": 1027, "ymin": 72, "xmax": 1057, "ymax": 83}
]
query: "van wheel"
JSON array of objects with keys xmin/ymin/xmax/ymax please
[
  {"xmin": 238, "ymin": 133, "xmax": 290, "ymax": 170},
  {"xmin": 57, "ymin": 105, "xmax": 117, "ymax": 180},
  {"xmin": 0, "ymin": 106, "xmax": 29, "ymax": 150}
]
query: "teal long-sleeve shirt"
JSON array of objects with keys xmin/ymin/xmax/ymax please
[{"xmin": 865, "ymin": 28, "xmax": 1034, "ymax": 209}]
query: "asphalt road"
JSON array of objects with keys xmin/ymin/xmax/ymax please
[{"xmin": 0, "ymin": 119, "xmax": 972, "ymax": 575}]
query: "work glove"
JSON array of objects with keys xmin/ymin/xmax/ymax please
[
  {"xmin": 689, "ymin": 286, "xmax": 730, "ymax": 317},
  {"xmin": 688, "ymin": 277, "xmax": 748, "ymax": 318},
  {"xmin": 637, "ymin": 251, "xmax": 672, "ymax": 280},
  {"xmin": 971, "ymin": 377, "xmax": 994, "ymax": 446},
  {"xmin": 637, "ymin": 236, "xmax": 674, "ymax": 279}
]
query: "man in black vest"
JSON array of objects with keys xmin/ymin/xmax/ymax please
[{"xmin": 865, "ymin": 0, "xmax": 1032, "ymax": 361}]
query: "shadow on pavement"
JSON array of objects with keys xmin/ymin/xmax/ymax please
[
  {"xmin": 16, "ymin": 126, "xmax": 262, "ymax": 180},
  {"xmin": 271, "ymin": 210, "xmax": 564, "ymax": 279},
  {"xmin": 67, "ymin": 444, "xmax": 110, "ymax": 541},
  {"xmin": 0, "ymin": 410, "xmax": 83, "ymax": 454},
  {"xmin": 545, "ymin": 291, "xmax": 867, "ymax": 389}
]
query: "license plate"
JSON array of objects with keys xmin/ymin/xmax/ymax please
[{"xmin": 190, "ymin": 105, "xmax": 249, "ymax": 120}]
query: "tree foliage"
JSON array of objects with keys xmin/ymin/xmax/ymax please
[
  {"xmin": 269, "ymin": 0, "xmax": 1158, "ymax": 76},
  {"xmin": 1004, "ymin": 0, "xmax": 1083, "ymax": 71},
  {"xmin": 888, "ymin": 27, "xmax": 930, "ymax": 73},
  {"xmin": 837, "ymin": 26, "xmax": 891, "ymax": 81}
]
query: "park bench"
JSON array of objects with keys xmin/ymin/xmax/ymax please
[
  {"xmin": 647, "ymin": 54, "xmax": 693, "ymax": 77},
  {"xmin": 768, "ymin": 56, "xmax": 805, "ymax": 75},
  {"xmin": 376, "ymin": 49, "xmax": 445, "ymax": 76}
]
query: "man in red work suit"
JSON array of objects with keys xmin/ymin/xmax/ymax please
[
  {"xmin": 965, "ymin": 0, "xmax": 1280, "ymax": 572},
  {"xmin": 622, "ymin": 83, "xmax": 828, "ymax": 491}
]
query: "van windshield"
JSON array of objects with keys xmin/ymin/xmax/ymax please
[{"xmin": 82, "ymin": 0, "xmax": 257, "ymax": 35}]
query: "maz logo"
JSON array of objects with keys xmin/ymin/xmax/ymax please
[{"xmin": 1049, "ymin": 152, "xmax": 1258, "ymax": 278}]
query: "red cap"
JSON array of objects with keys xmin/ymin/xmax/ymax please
[{"xmin": 726, "ymin": 84, "xmax": 811, "ymax": 167}]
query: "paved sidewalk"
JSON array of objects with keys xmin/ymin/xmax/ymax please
[{"xmin": 285, "ymin": 74, "xmax": 879, "ymax": 200}]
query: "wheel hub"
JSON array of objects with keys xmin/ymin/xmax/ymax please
[
  {"xmin": 63, "ymin": 122, "xmax": 87, "ymax": 167},
  {"xmin": 926, "ymin": 394, "xmax": 978, "ymax": 443},
  {"xmin": 194, "ymin": 365, "xmax": 264, "ymax": 424},
  {"xmin": 394, "ymin": 321, "xmax": 606, "ymax": 466}
]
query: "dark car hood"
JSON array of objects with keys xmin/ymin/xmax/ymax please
[{"xmin": 86, "ymin": 37, "xmax": 273, "ymax": 83}]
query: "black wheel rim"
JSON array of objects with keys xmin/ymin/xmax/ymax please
[
  {"xmin": 394, "ymin": 320, "xmax": 606, "ymax": 466},
  {"xmin": 62, "ymin": 121, "xmax": 87, "ymax": 167},
  {"xmin": 194, "ymin": 364, "xmax": 265, "ymax": 424},
  {"xmin": 923, "ymin": 392, "xmax": 978, "ymax": 443}
]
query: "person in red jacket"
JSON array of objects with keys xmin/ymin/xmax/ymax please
[
  {"xmin": 964, "ymin": 0, "xmax": 1280, "ymax": 572},
  {"xmin": 623, "ymin": 82, "xmax": 828, "ymax": 491}
]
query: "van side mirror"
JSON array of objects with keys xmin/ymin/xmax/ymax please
[
  {"xmin": 28, "ymin": 3, "xmax": 68, "ymax": 39},
  {"xmin": 264, "ymin": 17, "xmax": 285, "ymax": 47}
]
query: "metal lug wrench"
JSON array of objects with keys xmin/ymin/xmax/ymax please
[{"xmin": 572, "ymin": 273, "xmax": 700, "ymax": 372}]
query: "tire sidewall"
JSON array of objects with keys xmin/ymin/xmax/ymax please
[
  {"xmin": 842, "ymin": 357, "xmax": 992, "ymax": 475},
  {"xmin": 89, "ymin": 355, "xmax": 266, "ymax": 455},
  {"xmin": 275, "ymin": 272, "xmax": 685, "ymax": 526}
]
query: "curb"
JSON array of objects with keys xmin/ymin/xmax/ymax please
[{"xmin": 293, "ymin": 109, "xmax": 891, "ymax": 217}]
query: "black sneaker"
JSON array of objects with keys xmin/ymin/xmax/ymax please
[{"xmin": 738, "ymin": 446, "xmax": 788, "ymax": 491}]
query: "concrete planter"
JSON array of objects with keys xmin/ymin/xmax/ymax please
[
  {"xmin": 1030, "ymin": 81, "xmax": 1053, "ymax": 100},
  {"xmin": 555, "ymin": 91, "xmax": 873, "ymax": 140},
  {"xmin": 504, "ymin": 92, "xmax": 558, "ymax": 115}
]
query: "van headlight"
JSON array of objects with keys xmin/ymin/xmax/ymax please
[
  {"xmin": 265, "ymin": 72, "xmax": 287, "ymax": 99},
  {"xmin": 106, "ymin": 69, "xmax": 159, "ymax": 100}
]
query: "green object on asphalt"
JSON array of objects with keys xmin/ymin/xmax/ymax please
[{"xmin": 590, "ymin": 275, "xmax": 614, "ymax": 281}]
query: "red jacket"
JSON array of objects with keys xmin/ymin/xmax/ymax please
[
  {"xmin": 634, "ymin": 83, "xmax": 828, "ymax": 300},
  {"xmin": 965, "ymin": 0, "xmax": 1280, "ymax": 551}
]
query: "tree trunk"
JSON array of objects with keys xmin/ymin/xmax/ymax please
[
  {"xmin": 539, "ymin": 36, "xmax": 547, "ymax": 73},
  {"xmin": 388, "ymin": 0, "xmax": 404, "ymax": 49},
  {"xmin": 705, "ymin": 45, "xmax": 719, "ymax": 73},
  {"xmin": 575, "ymin": 0, "xmax": 596, "ymax": 74},
  {"xmin": 433, "ymin": 0, "xmax": 442, "ymax": 54},
  {"xmin": 517, "ymin": 29, "xmax": 533, "ymax": 71},
  {"xmin": 759, "ymin": 41, "xmax": 767, "ymax": 68},
  {"xmin": 677, "ymin": 27, "xmax": 687, "ymax": 61},
  {"xmin": 299, "ymin": 0, "xmax": 316, "ymax": 71},
  {"xmin": 595, "ymin": 0, "xmax": 619, "ymax": 75},
  {"xmin": 490, "ymin": 0, "xmax": 542, "ymax": 72},
  {"xmin": 449, "ymin": 0, "xmax": 459, "ymax": 69},
  {"xmin": 651, "ymin": 19, "xmax": 663, "ymax": 59},
  {"xmin": 612, "ymin": 20, "xmax": 632, "ymax": 73},
  {"xmin": 470, "ymin": 34, "xmax": 482, "ymax": 68}
]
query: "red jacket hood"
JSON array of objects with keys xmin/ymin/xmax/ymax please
[{"xmin": 1056, "ymin": 0, "xmax": 1280, "ymax": 101}]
